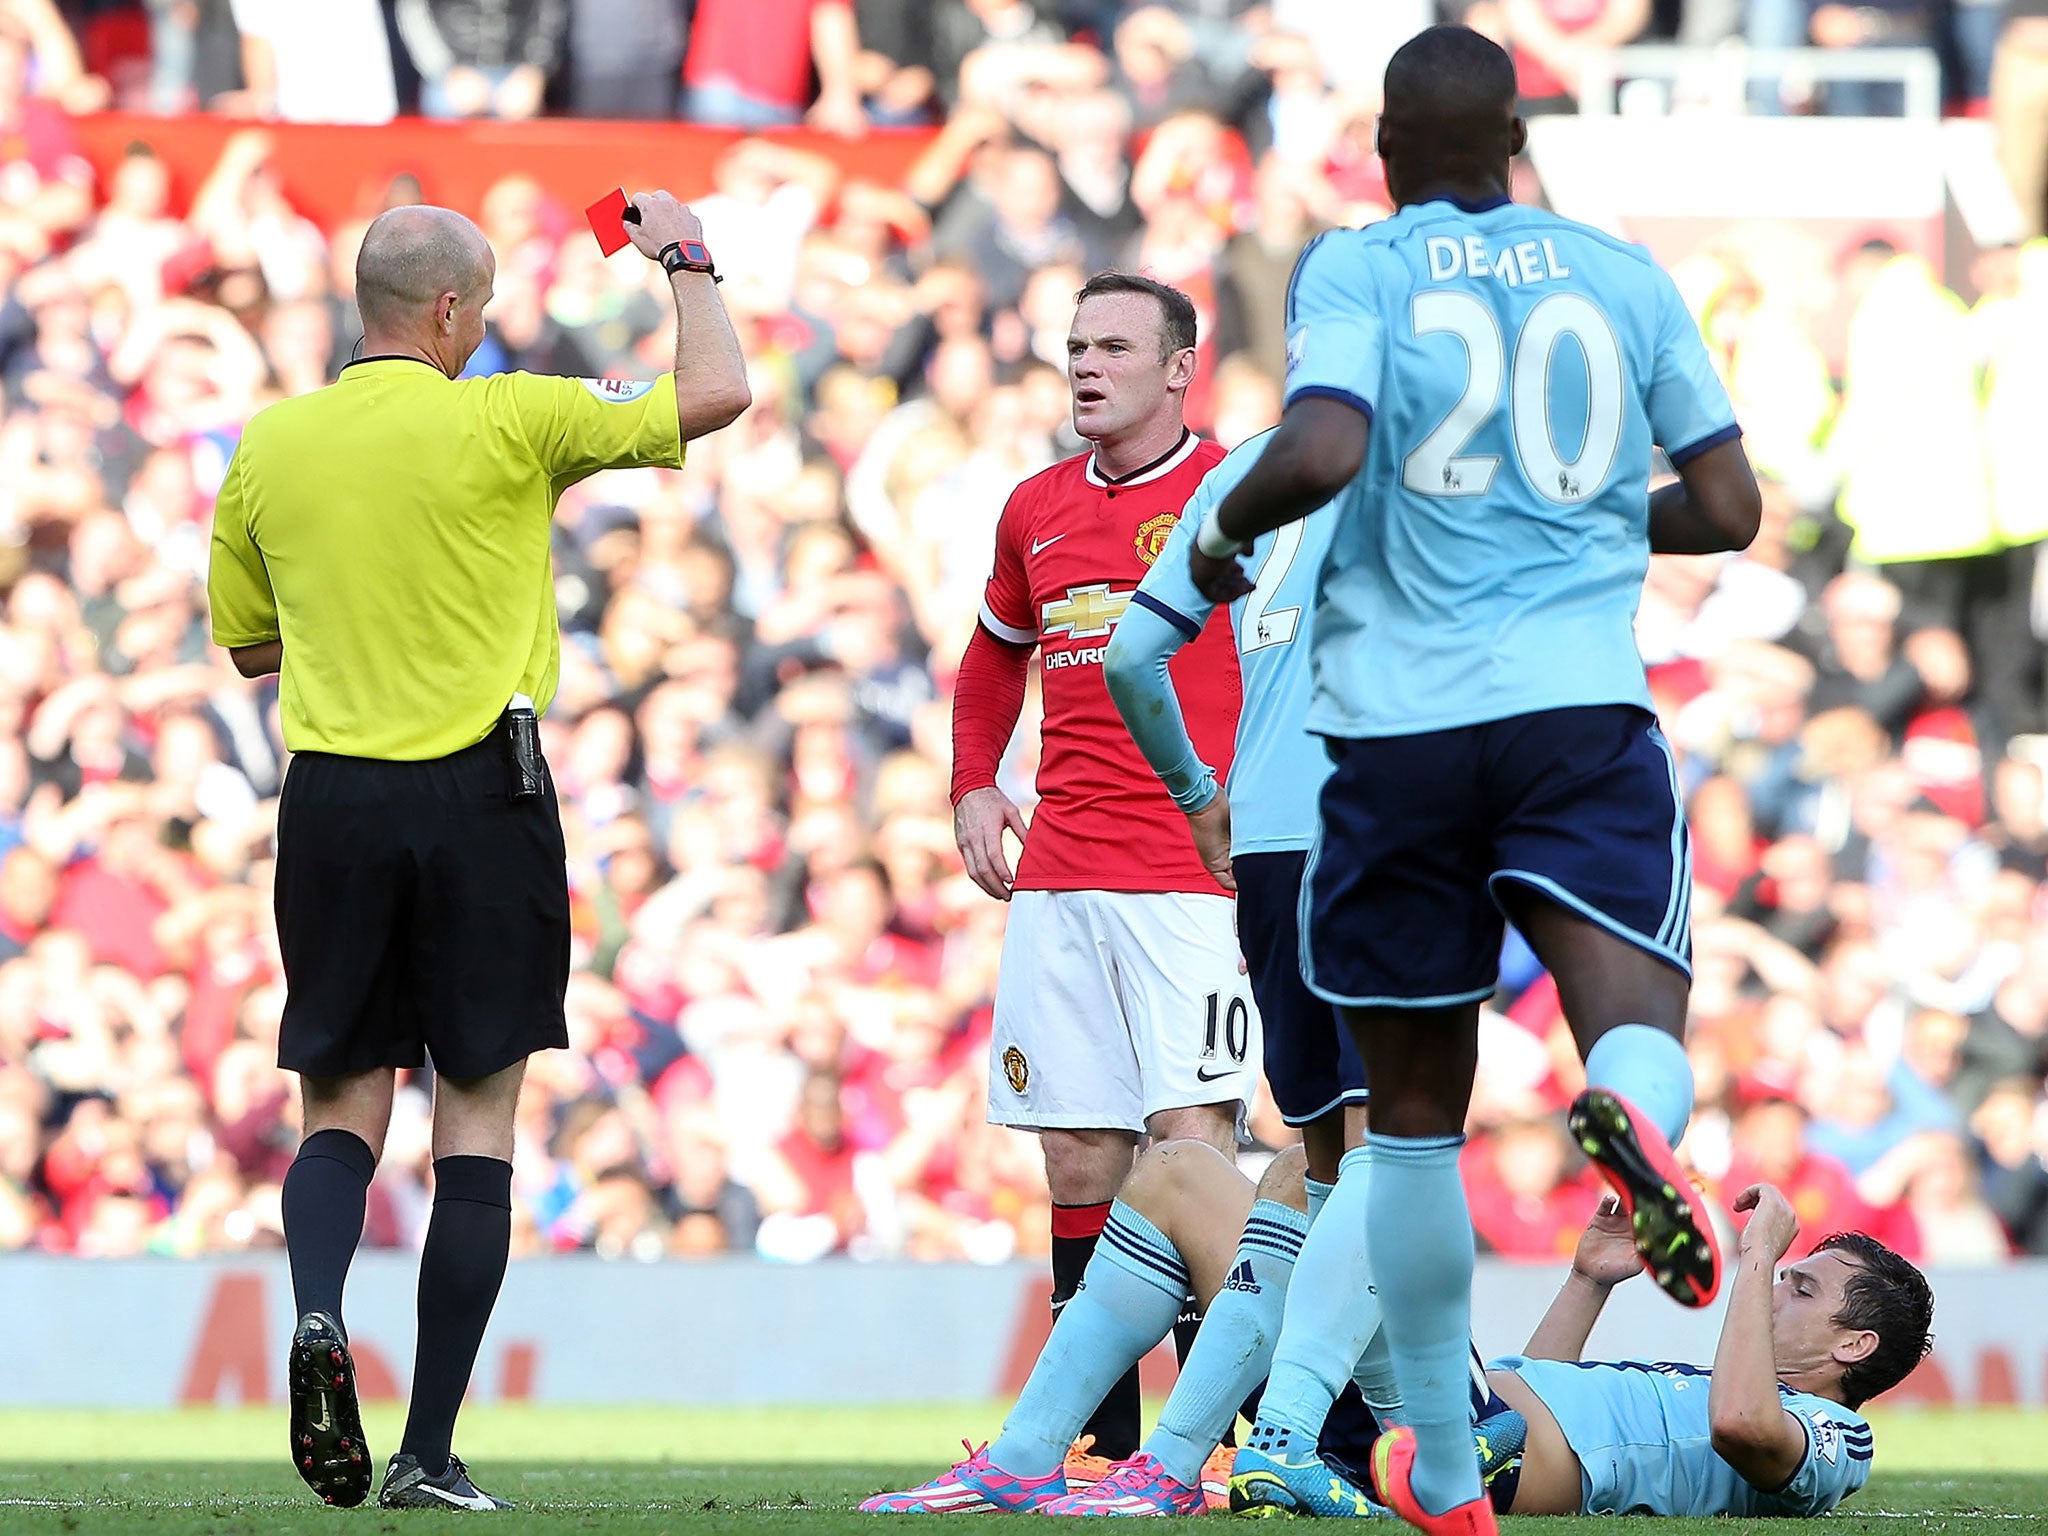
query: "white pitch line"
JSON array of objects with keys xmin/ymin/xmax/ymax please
[{"xmin": 1854, "ymin": 1513, "xmax": 2040, "ymax": 1521}]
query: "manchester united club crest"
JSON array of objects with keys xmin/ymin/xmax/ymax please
[
  {"xmin": 1001, "ymin": 1045, "xmax": 1030, "ymax": 1094},
  {"xmin": 1134, "ymin": 512, "xmax": 1179, "ymax": 567}
]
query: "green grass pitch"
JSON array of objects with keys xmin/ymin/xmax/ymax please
[{"xmin": 0, "ymin": 1406, "xmax": 2041, "ymax": 1534}]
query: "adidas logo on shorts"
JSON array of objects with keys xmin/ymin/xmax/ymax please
[{"xmin": 1222, "ymin": 1259, "xmax": 1261, "ymax": 1295}]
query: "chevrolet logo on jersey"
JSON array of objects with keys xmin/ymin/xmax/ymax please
[{"xmin": 1041, "ymin": 583, "xmax": 1131, "ymax": 640}]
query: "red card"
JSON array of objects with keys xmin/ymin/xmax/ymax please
[{"xmin": 585, "ymin": 188, "xmax": 632, "ymax": 256}]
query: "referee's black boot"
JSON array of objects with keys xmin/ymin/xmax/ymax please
[
  {"xmin": 379, "ymin": 1453, "xmax": 515, "ymax": 1511},
  {"xmin": 287, "ymin": 1311, "xmax": 372, "ymax": 1507}
]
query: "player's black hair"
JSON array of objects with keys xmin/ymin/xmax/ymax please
[
  {"xmin": 1814, "ymin": 1231, "xmax": 1934, "ymax": 1408},
  {"xmin": 1073, "ymin": 270, "xmax": 1197, "ymax": 359},
  {"xmin": 1378, "ymin": 27, "xmax": 1520, "ymax": 194}
]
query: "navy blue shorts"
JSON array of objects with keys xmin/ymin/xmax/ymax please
[
  {"xmin": 1301, "ymin": 705, "xmax": 1691, "ymax": 1009},
  {"xmin": 1235, "ymin": 851, "xmax": 1367, "ymax": 1124}
]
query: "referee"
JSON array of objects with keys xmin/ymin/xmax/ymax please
[{"xmin": 207, "ymin": 193, "xmax": 748, "ymax": 1512}]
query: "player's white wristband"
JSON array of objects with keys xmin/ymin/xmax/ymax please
[{"xmin": 1195, "ymin": 508, "xmax": 1246, "ymax": 560}]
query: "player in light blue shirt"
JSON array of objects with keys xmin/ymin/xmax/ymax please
[
  {"xmin": 1493, "ymin": 1361, "xmax": 1875, "ymax": 1519},
  {"xmin": 1185, "ymin": 26, "xmax": 1764, "ymax": 1533},
  {"xmin": 1472, "ymin": 1182, "xmax": 1930, "ymax": 1521},
  {"xmin": 1108, "ymin": 437, "xmax": 1404, "ymax": 1512},
  {"xmin": 1104, "ymin": 430, "xmax": 1365, "ymax": 1169}
]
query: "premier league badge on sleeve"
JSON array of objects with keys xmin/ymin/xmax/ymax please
[{"xmin": 1809, "ymin": 1413, "xmax": 1841, "ymax": 1465}]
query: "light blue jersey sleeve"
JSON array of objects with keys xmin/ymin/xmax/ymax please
[
  {"xmin": 1645, "ymin": 266, "xmax": 1742, "ymax": 466},
  {"xmin": 1283, "ymin": 232, "xmax": 1387, "ymax": 421},
  {"xmin": 1102, "ymin": 586, "xmax": 1219, "ymax": 814},
  {"xmin": 1758, "ymin": 1392, "xmax": 1874, "ymax": 1517},
  {"xmin": 1103, "ymin": 456, "xmax": 1243, "ymax": 816}
]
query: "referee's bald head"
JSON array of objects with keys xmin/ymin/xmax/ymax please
[{"xmin": 356, "ymin": 206, "xmax": 495, "ymax": 335}]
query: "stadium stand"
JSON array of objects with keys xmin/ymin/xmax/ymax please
[{"xmin": 0, "ymin": 0, "xmax": 2044, "ymax": 1272}]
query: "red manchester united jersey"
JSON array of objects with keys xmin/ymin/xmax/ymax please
[{"xmin": 979, "ymin": 432, "xmax": 1241, "ymax": 895}]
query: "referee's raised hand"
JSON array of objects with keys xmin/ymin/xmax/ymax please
[
  {"xmin": 621, "ymin": 190, "xmax": 705, "ymax": 263},
  {"xmin": 622, "ymin": 189, "xmax": 750, "ymax": 437}
]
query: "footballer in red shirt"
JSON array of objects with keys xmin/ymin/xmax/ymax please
[{"xmin": 950, "ymin": 273, "xmax": 1256, "ymax": 1461}]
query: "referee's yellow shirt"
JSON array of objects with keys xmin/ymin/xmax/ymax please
[{"xmin": 207, "ymin": 360, "xmax": 683, "ymax": 761}]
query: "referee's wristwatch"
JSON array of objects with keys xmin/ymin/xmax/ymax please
[{"xmin": 658, "ymin": 240, "xmax": 721, "ymax": 283}]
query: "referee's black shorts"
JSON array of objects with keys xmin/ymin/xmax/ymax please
[{"xmin": 274, "ymin": 719, "xmax": 571, "ymax": 1080}]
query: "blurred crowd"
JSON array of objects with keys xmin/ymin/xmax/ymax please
[
  {"xmin": 0, "ymin": 0, "xmax": 2043, "ymax": 1269},
  {"xmin": 1466, "ymin": 230, "xmax": 2048, "ymax": 1269}
]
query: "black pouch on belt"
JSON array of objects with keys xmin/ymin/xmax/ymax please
[{"xmin": 502, "ymin": 707, "xmax": 544, "ymax": 801}]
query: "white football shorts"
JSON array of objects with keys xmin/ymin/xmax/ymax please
[{"xmin": 987, "ymin": 888, "xmax": 1261, "ymax": 1134}]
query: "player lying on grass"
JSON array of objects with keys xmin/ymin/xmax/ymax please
[
  {"xmin": 1265, "ymin": 1183, "xmax": 1934, "ymax": 1521},
  {"xmin": 859, "ymin": 1144, "xmax": 1933, "ymax": 1519}
]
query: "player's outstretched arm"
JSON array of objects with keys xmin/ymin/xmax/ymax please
[
  {"xmin": 1190, "ymin": 399, "xmax": 1367, "ymax": 602},
  {"xmin": 1523, "ymin": 1195, "xmax": 1637, "ymax": 1360},
  {"xmin": 1709, "ymin": 1184, "xmax": 1810, "ymax": 1491},
  {"xmin": 624, "ymin": 190, "xmax": 753, "ymax": 443},
  {"xmin": 1648, "ymin": 437, "xmax": 1762, "ymax": 555}
]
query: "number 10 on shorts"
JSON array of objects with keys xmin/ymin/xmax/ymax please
[{"xmin": 1203, "ymin": 992, "xmax": 1251, "ymax": 1064}]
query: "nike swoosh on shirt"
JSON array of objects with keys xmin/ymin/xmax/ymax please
[
  {"xmin": 1031, "ymin": 533, "xmax": 1068, "ymax": 555},
  {"xmin": 1196, "ymin": 1066, "xmax": 1234, "ymax": 1082}
]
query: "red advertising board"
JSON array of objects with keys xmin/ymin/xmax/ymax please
[{"xmin": 68, "ymin": 112, "xmax": 938, "ymax": 228}]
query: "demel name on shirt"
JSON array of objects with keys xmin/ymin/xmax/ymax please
[{"xmin": 1426, "ymin": 235, "xmax": 1573, "ymax": 286}]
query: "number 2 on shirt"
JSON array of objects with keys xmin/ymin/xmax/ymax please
[
  {"xmin": 1401, "ymin": 290, "xmax": 1625, "ymax": 506},
  {"xmin": 1239, "ymin": 520, "xmax": 1305, "ymax": 654}
]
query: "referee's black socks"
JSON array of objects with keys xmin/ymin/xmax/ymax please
[
  {"xmin": 281, "ymin": 1128, "xmax": 377, "ymax": 1328},
  {"xmin": 401, "ymin": 1155, "xmax": 514, "ymax": 1477}
]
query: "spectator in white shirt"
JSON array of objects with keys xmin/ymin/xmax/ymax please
[{"xmin": 222, "ymin": 0, "xmax": 396, "ymax": 123}]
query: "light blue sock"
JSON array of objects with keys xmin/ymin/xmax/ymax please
[
  {"xmin": 1305, "ymin": 1175, "xmax": 1335, "ymax": 1225},
  {"xmin": 1352, "ymin": 1329, "xmax": 1402, "ymax": 1421},
  {"xmin": 1367, "ymin": 1134, "xmax": 1480, "ymax": 1517},
  {"xmin": 1585, "ymin": 1023, "xmax": 1694, "ymax": 1147},
  {"xmin": 1256, "ymin": 1143, "xmax": 1387, "ymax": 1435},
  {"xmin": 1146, "ymin": 1200, "xmax": 1308, "ymax": 1487},
  {"xmin": 1355, "ymin": 1330, "xmax": 1487, "ymax": 1431},
  {"xmin": 989, "ymin": 1202, "xmax": 1188, "ymax": 1478}
]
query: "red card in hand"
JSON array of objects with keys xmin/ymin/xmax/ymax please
[{"xmin": 585, "ymin": 188, "xmax": 633, "ymax": 256}]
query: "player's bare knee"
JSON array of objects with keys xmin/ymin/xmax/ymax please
[
  {"xmin": 1254, "ymin": 1143, "xmax": 1312, "ymax": 1212},
  {"xmin": 1121, "ymin": 1137, "xmax": 1236, "ymax": 1226},
  {"xmin": 1039, "ymin": 1127, "xmax": 1137, "ymax": 1204},
  {"xmin": 1145, "ymin": 1101, "xmax": 1238, "ymax": 1157}
]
